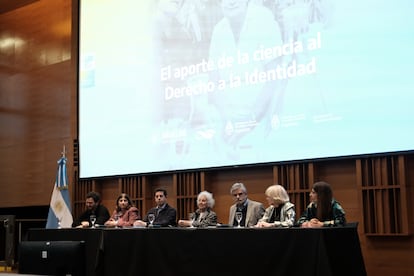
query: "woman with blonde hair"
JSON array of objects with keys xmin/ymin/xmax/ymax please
[{"xmin": 255, "ymin": 184, "xmax": 295, "ymax": 228}]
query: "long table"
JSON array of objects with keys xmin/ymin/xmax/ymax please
[{"xmin": 26, "ymin": 226, "xmax": 366, "ymax": 276}]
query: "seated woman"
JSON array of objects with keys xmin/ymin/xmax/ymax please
[
  {"xmin": 297, "ymin": 181, "xmax": 346, "ymax": 227},
  {"xmin": 255, "ymin": 184, "xmax": 295, "ymax": 228},
  {"xmin": 178, "ymin": 191, "xmax": 217, "ymax": 228},
  {"xmin": 104, "ymin": 193, "xmax": 140, "ymax": 227}
]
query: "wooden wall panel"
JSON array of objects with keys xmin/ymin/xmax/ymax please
[
  {"xmin": 99, "ymin": 178, "xmax": 120, "ymax": 215},
  {"xmin": 314, "ymin": 159, "xmax": 361, "ymax": 223},
  {"xmin": 72, "ymin": 178, "xmax": 93, "ymax": 220},
  {"xmin": 0, "ymin": 0, "xmax": 39, "ymax": 14},
  {"xmin": 406, "ymin": 155, "xmax": 414, "ymax": 227},
  {"xmin": 175, "ymin": 172, "xmax": 203, "ymax": 220},
  {"xmin": 0, "ymin": 0, "xmax": 74, "ymax": 207}
]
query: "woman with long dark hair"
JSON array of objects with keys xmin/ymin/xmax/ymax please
[{"xmin": 297, "ymin": 181, "xmax": 346, "ymax": 227}]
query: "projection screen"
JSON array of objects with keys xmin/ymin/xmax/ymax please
[{"xmin": 78, "ymin": 0, "xmax": 414, "ymax": 178}]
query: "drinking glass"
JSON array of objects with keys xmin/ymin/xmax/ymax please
[
  {"xmin": 90, "ymin": 215, "xmax": 97, "ymax": 228},
  {"xmin": 188, "ymin": 213, "xmax": 195, "ymax": 228},
  {"xmin": 286, "ymin": 212, "xmax": 294, "ymax": 227},
  {"xmin": 235, "ymin": 211, "xmax": 243, "ymax": 228},
  {"xmin": 114, "ymin": 214, "xmax": 119, "ymax": 228},
  {"xmin": 148, "ymin": 213, "xmax": 155, "ymax": 227}
]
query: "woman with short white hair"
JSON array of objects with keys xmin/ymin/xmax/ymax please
[{"xmin": 178, "ymin": 190, "xmax": 218, "ymax": 227}]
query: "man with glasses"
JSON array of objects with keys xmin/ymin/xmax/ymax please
[{"xmin": 228, "ymin": 182, "xmax": 265, "ymax": 227}]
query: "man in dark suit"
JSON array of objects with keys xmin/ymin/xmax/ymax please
[{"xmin": 134, "ymin": 188, "xmax": 177, "ymax": 227}]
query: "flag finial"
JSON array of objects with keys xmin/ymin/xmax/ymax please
[{"xmin": 61, "ymin": 145, "xmax": 66, "ymax": 158}]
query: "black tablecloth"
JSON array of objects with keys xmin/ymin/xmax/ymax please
[{"xmin": 27, "ymin": 226, "xmax": 366, "ymax": 276}]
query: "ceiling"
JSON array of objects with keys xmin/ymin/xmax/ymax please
[{"xmin": 0, "ymin": 0, "xmax": 38, "ymax": 14}]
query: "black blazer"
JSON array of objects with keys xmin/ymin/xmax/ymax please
[{"xmin": 145, "ymin": 204, "xmax": 177, "ymax": 227}]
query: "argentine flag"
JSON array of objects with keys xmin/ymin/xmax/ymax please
[{"xmin": 46, "ymin": 156, "xmax": 73, "ymax": 228}]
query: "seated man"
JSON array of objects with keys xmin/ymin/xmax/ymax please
[
  {"xmin": 134, "ymin": 188, "xmax": 177, "ymax": 227},
  {"xmin": 72, "ymin": 191, "xmax": 110, "ymax": 228},
  {"xmin": 228, "ymin": 182, "xmax": 265, "ymax": 227}
]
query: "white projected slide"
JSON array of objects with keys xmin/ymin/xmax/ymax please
[{"xmin": 79, "ymin": 0, "xmax": 414, "ymax": 178}]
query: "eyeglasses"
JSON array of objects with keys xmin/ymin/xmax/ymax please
[{"xmin": 232, "ymin": 192, "xmax": 245, "ymax": 197}]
